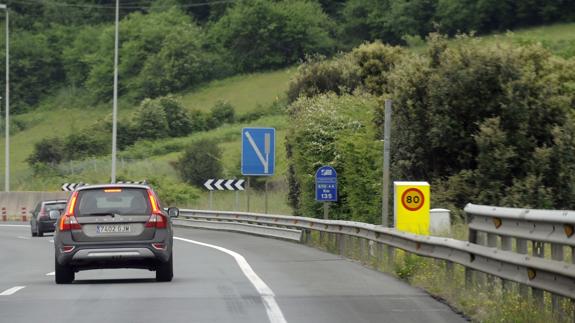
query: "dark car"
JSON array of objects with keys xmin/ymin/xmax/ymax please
[
  {"xmin": 30, "ymin": 200, "xmax": 67, "ymax": 237},
  {"xmin": 54, "ymin": 184, "xmax": 179, "ymax": 284}
]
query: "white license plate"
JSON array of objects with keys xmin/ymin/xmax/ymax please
[{"xmin": 96, "ymin": 224, "xmax": 131, "ymax": 233}]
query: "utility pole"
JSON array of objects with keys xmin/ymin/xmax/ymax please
[
  {"xmin": 382, "ymin": 99, "xmax": 392, "ymax": 226},
  {"xmin": 111, "ymin": 0, "xmax": 119, "ymax": 183}
]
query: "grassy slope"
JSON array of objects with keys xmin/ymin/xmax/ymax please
[
  {"xmin": 411, "ymin": 22, "xmax": 575, "ymax": 57},
  {"xmin": 2, "ymin": 22, "xmax": 572, "ymax": 209},
  {"xmin": 178, "ymin": 68, "xmax": 296, "ymax": 114},
  {"xmin": 0, "ymin": 68, "xmax": 295, "ymax": 213}
]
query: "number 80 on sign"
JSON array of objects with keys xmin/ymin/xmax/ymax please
[{"xmin": 401, "ymin": 188, "xmax": 425, "ymax": 211}]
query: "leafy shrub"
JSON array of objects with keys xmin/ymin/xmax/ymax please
[
  {"xmin": 175, "ymin": 139, "xmax": 223, "ymax": 187},
  {"xmin": 146, "ymin": 177, "xmax": 199, "ymax": 206},
  {"xmin": 287, "ymin": 54, "xmax": 361, "ymax": 103},
  {"xmin": 133, "ymin": 99, "xmax": 170, "ymax": 140},
  {"xmin": 287, "ymin": 92, "xmax": 379, "ymax": 219},
  {"xmin": 157, "ymin": 96, "xmax": 193, "ymax": 137},
  {"xmin": 207, "ymin": 100, "xmax": 235, "ymax": 129},
  {"xmin": 27, "ymin": 138, "xmax": 65, "ymax": 166},
  {"xmin": 64, "ymin": 133, "xmax": 108, "ymax": 159}
]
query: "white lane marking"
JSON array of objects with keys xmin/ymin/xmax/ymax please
[
  {"xmin": 49, "ymin": 239, "xmax": 54, "ymax": 243},
  {"xmin": 0, "ymin": 286, "xmax": 25, "ymax": 296},
  {"xmin": 46, "ymin": 272, "xmax": 55, "ymax": 276},
  {"xmin": 0, "ymin": 224, "xmax": 29, "ymax": 227},
  {"xmin": 175, "ymin": 237, "xmax": 287, "ymax": 323},
  {"xmin": 17, "ymin": 236, "xmax": 30, "ymax": 240}
]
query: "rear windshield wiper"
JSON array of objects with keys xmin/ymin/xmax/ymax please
[{"xmin": 82, "ymin": 212, "xmax": 122, "ymax": 217}]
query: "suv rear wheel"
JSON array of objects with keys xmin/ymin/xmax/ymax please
[
  {"xmin": 55, "ymin": 256, "xmax": 75, "ymax": 284},
  {"xmin": 156, "ymin": 254, "xmax": 173, "ymax": 282}
]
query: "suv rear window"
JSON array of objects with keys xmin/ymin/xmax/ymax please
[
  {"xmin": 76, "ymin": 188, "xmax": 151, "ymax": 216},
  {"xmin": 44, "ymin": 203, "xmax": 66, "ymax": 211}
]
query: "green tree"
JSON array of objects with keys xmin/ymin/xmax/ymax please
[
  {"xmin": 157, "ymin": 96, "xmax": 192, "ymax": 137},
  {"xmin": 207, "ymin": 101, "xmax": 235, "ymax": 129},
  {"xmin": 176, "ymin": 139, "xmax": 223, "ymax": 187},
  {"xmin": 133, "ymin": 99, "xmax": 170, "ymax": 140},
  {"xmin": 27, "ymin": 138, "xmax": 64, "ymax": 166},
  {"xmin": 209, "ymin": 0, "xmax": 335, "ymax": 71}
]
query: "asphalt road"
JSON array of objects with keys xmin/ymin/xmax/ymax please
[{"xmin": 0, "ymin": 223, "xmax": 466, "ymax": 323}]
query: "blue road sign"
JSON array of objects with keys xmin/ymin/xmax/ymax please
[
  {"xmin": 315, "ymin": 166, "xmax": 337, "ymax": 202},
  {"xmin": 241, "ymin": 127, "xmax": 275, "ymax": 176}
]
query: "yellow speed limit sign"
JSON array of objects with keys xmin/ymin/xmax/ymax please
[{"xmin": 394, "ymin": 182, "xmax": 430, "ymax": 235}]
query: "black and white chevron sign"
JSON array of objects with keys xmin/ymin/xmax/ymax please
[
  {"xmin": 204, "ymin": 179, "xmax": 245, "ymax": 191},
  {"xmin": 61, "ymin": 182, "xmax": 89, "ymax": 191},
  {"xmin": 116, "ymin": 180, "xmax": 148, "ymax": 185}
]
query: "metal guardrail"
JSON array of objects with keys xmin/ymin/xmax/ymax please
[
  {"xmin": 465, "ymin": 203, "xmax": 575, "ymax": 311},
  {"xmin": 174, "ymin": 218, "xmax": 302, "ymax": 241},
  {"xmin": 178, "ymin": 208, "xmax": 575, "ymax": 301}
]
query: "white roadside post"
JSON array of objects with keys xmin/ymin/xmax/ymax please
[{"xmin": 0, "ymin": 4, "xmax": 9, "ymax": 192}]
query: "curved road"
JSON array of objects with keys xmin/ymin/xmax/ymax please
[{"xmin": 0, "ymin": 224, "xmax": 466, "ymax": 323}]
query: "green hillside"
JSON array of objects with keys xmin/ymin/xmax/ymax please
[{"xmin": 1, "ymin": 22, "xmax": 573, "ymax": 214}]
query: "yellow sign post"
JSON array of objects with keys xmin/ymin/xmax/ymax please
[{"xmin": 394, "ymin": 181, "xmax": 430, "ymax": 235}]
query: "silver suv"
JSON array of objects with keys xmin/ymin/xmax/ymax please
[{"xmin": 54, "ymin": 184, "xmax": 179, "ymax": 284}]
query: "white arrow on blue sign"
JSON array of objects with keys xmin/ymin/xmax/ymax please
[
  {"xmin": 241, "ymin": 127, "xmax": 275, "ymax": 176},
  {"xmin": 315, "ymin": 166, "xmax": 337, "ymax": 202}
]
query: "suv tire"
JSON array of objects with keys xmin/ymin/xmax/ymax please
[
  {"xmin": 37, "ymin": 229, "xmax": 43, "ymax": 237},
  {"xmin": 31, "ymin": 226, "xmax": 37, "ymax": 237},
  {"xmin": 55, "ymin": 257, "xmax": 75, "ymax": 284},
  {"xmin": 156, "ymin": 254, "xmax": 173, "ymax": 282}
]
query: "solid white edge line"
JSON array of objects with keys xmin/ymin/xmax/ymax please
[
  {"xmin": 0, "ymin": 286, "xmax": 25, "ymax": 296},
  {"xmin": 46, "ymin": 272, "xmax": 55, "ymax": 276},
  {"xmin": 0, "ymin": 224, "xmax": 29, "ymax": 227},
  {"xmin": 174, "ymin": 236, "xmax": 287, "ymax": 323}
]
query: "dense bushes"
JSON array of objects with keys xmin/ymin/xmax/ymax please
[
  {"xmin": 5, "ymin": 0, "xmax": 575, "ymax": 115},
  {"xmin": 209, "ymin": 0, "xmax": 336, "ymax": 72},
  {"xmin": 175, "ymin": 139, "xmax": 223, "ymax": 187},
  {"xmin": 287, "ymin": 93, "xmax": 380, "ymax": 221},
  {"xmin": 341, "ymin": 0, "xmax": 575, "ymax": 45},
  {"xmin": 287, "ymin": 37, "xmax": 575, "ymax": 222},
  {"xmin": 27, "ymin": 96, "xmax": 242, "ymax": 168}
]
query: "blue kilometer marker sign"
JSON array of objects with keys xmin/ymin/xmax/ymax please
[
  {"xmin": 315, "ymin": 166, "xmax": 337, "ymax": 202},
  {"xmin": 241, "ymin": 127, "xmax": 275, "ymax": 176}
]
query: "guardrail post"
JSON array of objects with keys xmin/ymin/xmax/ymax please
[
  {"xmin": 445, "ymin": 260, "xmax": 454, "ymax": 286},
  {"xmin": 501, "ymin": 236, "xmax": 513, "ymax": 293},
  {"xmin": 465, "ymin": 227, "xmax": 478, "ymax": 287},
  {"xmin": 376, "ymin": 242, "xmax": 384, "ymax": 270},
  {"xmin": 475, "ymin": 232, "xmax": 486, "ymax": 286},
  {"xmin": 337, "ymin": 233, "xmax": 345, "ymax": 256},
  {"xmin": 551, "ymin": 243, "xmax": 565, "ymax": 317},
  {"xmin": 486, "ymin": 233, "xmax": 498, "ymax": 287},
  {"xmin": 360, "ymin": 238, "xmax": 367, "ymax": 264},
  {"xmin": 516, "ymin": 238, "xmax": 529, "ymax": 297},
  {"xmin": 532, "ymin": 241, "xmax": 545, "ymax": 308},
  {"xmin": 386, "ymin": 245, "xmax": 395, "ymax": 270}
]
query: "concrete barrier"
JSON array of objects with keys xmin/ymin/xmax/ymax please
[{"xmin": 0, "ymin": 191, "xmax": 70, "ymax": 221}]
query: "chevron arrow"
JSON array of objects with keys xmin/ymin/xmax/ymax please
[
  {"xmin": 203, "ymin": 179, "xmax": 215, "ymax": 191},
  {"xmin": 234, "ymin": 179, "xmax": 245, "ymax": 191},
  {"xmin": 214, "ymin": 179, "xmax": 225, "ymax": 190},
  {"xmin": 224, "ymin": 180, "xmax": 235, "ymax": 190}
]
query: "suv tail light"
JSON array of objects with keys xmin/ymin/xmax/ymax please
[
  {"xmin": 59, "ymin": 191, "xmax": 81, "ymax": 231},
  {"xmin": 145, "ymin": 190, "xmax": 167, "ymax": 229}
]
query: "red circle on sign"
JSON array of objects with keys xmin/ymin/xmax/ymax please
[{"xmin": 401, "ymin": 188, "xmax": 425, "ymax": 211}]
